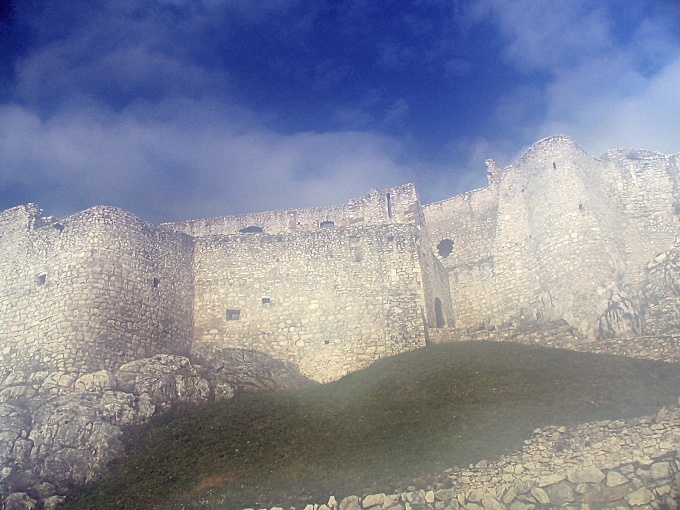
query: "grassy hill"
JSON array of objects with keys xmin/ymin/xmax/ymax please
[{"xmin": 63, "ymin": 341, "xmax": 680, "ymax": 510}]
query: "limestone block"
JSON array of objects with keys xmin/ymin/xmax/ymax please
[
  {"xmin": 362, "ymin": 494, "xmax": 385, "ymax": 508},
  {"xmin": 529, "ymin": 487, "xmax": 549, "ymax": 505},
  {"xmin": 545, "ymin": 481, "xmax": 574, "ymax": 506},
  {"xmin": 606, "ymin": 471, "xmax": 629, "ymax": 487},
  {"xmin": 339, "ymin": 496, "xmax": 361, "ymax": 510},
  {"xmin": 624, "ymin": 487, "xmax": 655, "ymax": 506},
  {"xmin": 566, "ymin": 466, "xmax": 605, "ymax": 484},
  {"xmin": 481, "ymin": 494, "xmax": 505, "ymax": 510}
]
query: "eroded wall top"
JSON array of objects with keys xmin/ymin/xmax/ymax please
[{"xmin": 161, "ymin": 183, "xmax": 422, "ymax": 236}]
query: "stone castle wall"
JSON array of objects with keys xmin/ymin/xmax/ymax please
[
  {"xmin": 0, "ymin": 205, "xmax": 195, "ymax": 373},
  {"xmin": 1, "ymin": 137, "xmax": 678, "ymax": 381},
  {"xmin": 191, "ymin": 224, "xmax": 443, "ymax": 382},
  {"xmin": 423, "ymin": 136, "xmax": 679, "ymax": 338},
  {"xmin": 162, "ymin": 183, "xmax": 423, "ymax": 237},
  {"xmin": 0, "ymin": 184, "xmax": 449, "ymax": 383}
]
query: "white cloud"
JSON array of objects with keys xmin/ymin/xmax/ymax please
[
  {"xmin": 467, "ymin": 0, "xmax": 680, "ymax": 158},
  {"xmin": 0, "ymin": 98, "xmax": 412, "ymax": 222}
]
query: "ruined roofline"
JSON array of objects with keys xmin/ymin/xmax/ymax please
[
  {"xmin": 423, "ymin": 135, "xmax": 678, "ymax": 210},
  {"xmin": 160, "ymin": 182, "xmax": 418, "ymax": 229},
  {"xmin": 601, "ymin": 147, "xmax": 678, "ymax": 161},
  {"xmin": 3, "ymin": 137, "xmax": 677, "ymax": 227}
]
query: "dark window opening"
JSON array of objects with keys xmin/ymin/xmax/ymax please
[
  {"xmin": 386, "ymin": 192, "xmax": 393, "ymax": 219},
  {"xmin": 434, "ymin": 297, "xmax": 445, "ymax": 328},
  {"xmin": 152, "ymin": 277, "xmax": 160, "ymax": 288},
  {"xmin": 53, "ymin": 223, "xmax": 64, "ymax": 232},
  {"xmin": 552, "ymin": 162, "xmax": 557, "ymax": 169},
  {"xmin": 437, "ymin": 239, "xmax": 454, "ymax": 258},
  {"xmin": 320, "ymin": 220, "xmax": 335, "ymax": 228},
  {"xmin": 324, "ymin": 339, "xmax": 330, "ymax": 345},
  {"xmin": 261, "ymin": 297, "xmax": 271, "ymax": 304},
  {"xmin": 239, "ymin": 225, "xmax": 263, "ymax": 234},
  {"xmin": 226, "ymin": 309, "xmax": 241, "ymax": 320},
  {"xmin": 36, "ymin": 273, "xmax": 46, "ymax": 286},
  {"xmin": 579, "ymin": 203, "xmax": 584, "ymax": 211}
]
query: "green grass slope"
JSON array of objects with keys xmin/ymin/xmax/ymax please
[{"xmin": 63, "ymin": 342, "xmax": 680, "ymax": 510}]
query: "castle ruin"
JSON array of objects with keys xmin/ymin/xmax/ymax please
[{"xmin": 1, "ymin": 135, "xmax": 679, "ymax": 384}]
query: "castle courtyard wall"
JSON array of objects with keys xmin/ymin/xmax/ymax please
[{"xmin": 190, "ymin": 224, "xmax": 429, "ymax": 382}]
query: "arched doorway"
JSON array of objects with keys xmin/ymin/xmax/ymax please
[{"xmin": 434, "ymin": 297, "xmax": 445, "ymax": 328}]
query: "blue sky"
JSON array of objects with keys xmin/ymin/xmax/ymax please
[{"xmin": 0, "ymin": 0, "xmax": 679, "ymax": 222}]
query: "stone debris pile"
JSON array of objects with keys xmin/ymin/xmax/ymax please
[{"xmin": 253, "ymin": 406, "xmax": 680, "ymax": 510}]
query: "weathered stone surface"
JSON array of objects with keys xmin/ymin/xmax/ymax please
[
  {"xmin": 501, "ymin": 487, "xmax": 517, "ymax": 505},
  {"xmin": 435, "ymin": 489, "xmax": 456, "ymax": 502},
  {"xmin": 3, "ymin": 492, "xmax": 38, "ymax": 510},
  {"xmin": 529, "ymin": 487, "xmax": 549, "ymax": 505},
  {"xmin": 362, "ymin": 493, "xmax": 385, "ymax": 507},
  {"xmin": 583, "ymin": 483, "xmax": 631, "ymax": 503},
  {"xmin": 624, "ymin": 487, "xmax": 655, "ymax": 506},
  {"xmin": 643, "ymin": 462, "xmax": 671, "ymax": 480},
  {"xmin": 0, "ymin": 343, "xmax": 322, "ymax": 509},
  {"xmin": 545, "ymin": 481, "xmax": 574, "ymax": 506},
  {"xmin": 508, "ymin": 502, "xmax": 534, "ymax": 510},
  {"xmin": 481, "ymin": 494, "xmax": 504, "ymax": 510},
  {"xmin": 566, "ymin": 466, "xmax": 605, "ymax": 484},
  {"xmin": 537, "ymin": 472, "xmax": 565, "ymax": 487},
  {"xmin": 442, "ymin": 501, "xmax": 459, "ymax": 510},
  {"xmin": 339, "ymin": 495, "xmax": 361, "ymax": 510},
  {"xmin": 606, "ymin": 471, "xmax": 629, "ymax": 487}
]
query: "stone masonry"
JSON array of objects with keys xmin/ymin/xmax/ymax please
[
  {"xmin": 1, "ymin": 135, "xmax": 679, "ymax": 509},
  {"xmin": 2, "ymin": 136, "xmax": 677, "ymax": 386}
]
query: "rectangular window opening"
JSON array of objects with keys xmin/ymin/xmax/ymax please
[{"xmin": 226, "ymin": 309, "xmax": 241, "ymax": 321}]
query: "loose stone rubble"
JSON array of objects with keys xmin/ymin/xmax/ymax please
[{"xmin": 251, "ymin": 406, "xmax": 680, "ymax": 510}]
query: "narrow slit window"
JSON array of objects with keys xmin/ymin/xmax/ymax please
[
  {"xmin": 152, "ymin": 277, "xmax": 160, "ymax": 288},
  {"xmin": 386, "ymin": 192, "xmax": 393, "ymax": 219}
]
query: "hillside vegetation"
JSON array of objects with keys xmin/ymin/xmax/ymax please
[{"xmin": 63, "ymin": 342, "xmax": 680, "ymax": 510}]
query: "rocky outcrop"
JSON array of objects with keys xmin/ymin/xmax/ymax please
[
  {"xmin": 0, "ymin": 352, "xmax": 311, "ymax": 509},
  {"xmin": 642, "ymin": 237, "xmax": 680, "ymax": 336}
]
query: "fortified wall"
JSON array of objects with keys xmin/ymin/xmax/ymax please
[
  {"xmin": 1, "ymin": 135, "xmax": 680, "ymax": 509},
  {"xmin": 423, "ymin": 136, "xmax": 680, "ymax": 339},
  {"xmin": 0, "ymin": 205, "xmax": 194, "ymax": 373},
  {"xmin": 1, "ymin": 135, "xmax": 678, "ymax": 385},
  {"xmin": 0, "ymin": 184, "xmax": 451, "ymax": 383}
]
